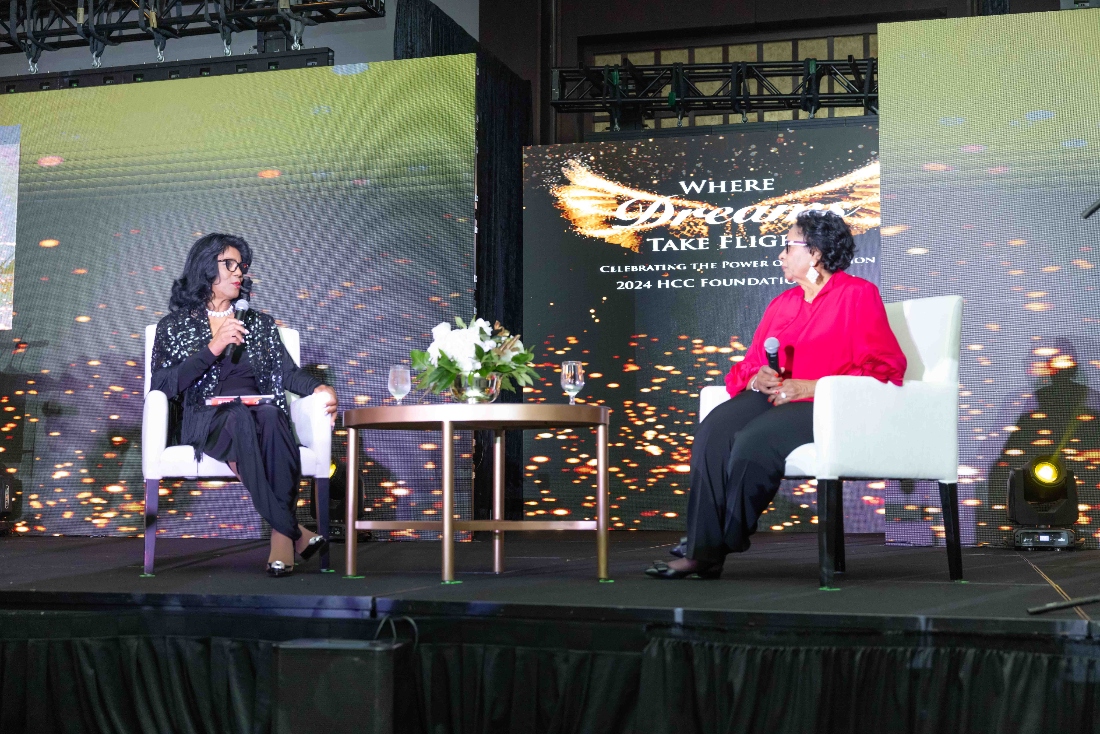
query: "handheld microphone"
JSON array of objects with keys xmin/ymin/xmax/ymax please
[
  {"xmin": 764, "ymin": 337, "xmax": 781, "ymax": 373},
  {"xmin": 224, "ymin": 298, "xmax": 250, "ymax": 359}
]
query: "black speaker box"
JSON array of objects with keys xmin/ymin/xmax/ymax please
[{"xmin": 274, "ymin": 639, "xmax": 407, "ymax": 734}]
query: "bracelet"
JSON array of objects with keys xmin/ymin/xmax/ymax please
[{"xmin": 749, "ymin": 376, "xmax": 759, "ymax": 392}]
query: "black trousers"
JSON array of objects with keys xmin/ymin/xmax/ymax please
[
  {"xmin": 204, "ymin": 402, "xmax": 302, "ymax": 541},
  {"xmin": 685, "ymin": 391, "xmax": 814, "ymax": 563}
]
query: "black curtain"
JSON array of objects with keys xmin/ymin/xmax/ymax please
[
  {"xmin": 393, "ymin": 0, "xmax": 478, "ymax": 60},
  {"xmin": 393, "ymin": 0, "xmax": 532, "ymax": 521},
  {"xmin": 471, "ymin": 53, "xmax": 532, "ymax": 520},
  {"xmin": 415, "ymin": 643, "xmax": 640, "ymax": 733},
  {"xmin": 4, "ymin": 631, "xmax": 1100, "ymax": 732},
  {"xmin": 637, "ymin": 636, "xmax": 1100, "ymax": 734},
  {"xmin": 0, "ymin": 636, "xmax": 273, "ymax": 734}
]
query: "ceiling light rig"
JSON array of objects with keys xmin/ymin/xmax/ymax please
[
  {"xmin": 551, "ymin": 57, "xmax": 878, "ymax": 130},
  {"xmin": 2, "ymin": 0, "xmax": 384, "ymax": 73}
]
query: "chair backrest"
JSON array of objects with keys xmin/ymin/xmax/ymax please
[
  {"xmin": 145, "ymin": 323, "xmax": 301, "ymax": 396},
  {"xmin": 884, "ymin": 295, "xmax": 963, "ymax": 386}
]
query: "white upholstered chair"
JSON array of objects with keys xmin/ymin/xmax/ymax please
[
  {"xmin": 142, "ymin": 324, "xmax": 333, "ymax": 575},
  {"xmin": 698, "ymin": 295, "xmax": 964, "ymax": 587}
]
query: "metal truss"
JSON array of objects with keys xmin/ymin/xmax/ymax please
[
  {"xmin": 1, "ymin": 46, "xmax": 333, "ymax": 92},
  {"xmin": 551, "ymin": 57, "xmax": 877, "ymax": 129},
  {"xmin": 2, "ymin": 0, "xmax": 384, "ymax": 71}
]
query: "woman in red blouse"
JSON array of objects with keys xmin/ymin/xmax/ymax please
[{"xmin": 646, "ymin": 210, "xmax": 907, "ymax": 579}]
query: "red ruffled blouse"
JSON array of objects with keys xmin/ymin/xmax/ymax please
[{"xmin": 725, "ymin": 271, "xmax": 907, "ymax": 400}]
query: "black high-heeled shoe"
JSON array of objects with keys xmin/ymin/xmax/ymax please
[
  {"xmin": 645, "ymin": 559, "xmax": 723, "ymax": 580},
  {"xmin": 266, "ymin": 560, "xmax": 294, "ymax": 578},
  {"xmin": 298, "ymin": 535, "xmax": 329, "ymax": 561},
  {"xmin": 669, "ymin": 536, "xmax": 688, "ymax": 558}
]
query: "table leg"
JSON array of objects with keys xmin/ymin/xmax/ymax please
[
  {"xmin": 597, "ymin": 423, "xmax": 610, "ymax": 580},
  {"xmin": 344, "ymin": 427, "xmax": 360, "ymax": 578},
  {"xmin": 441, "ymin": 420, "xmax": 457, "ymax": 583},
  {"xmin": 493, "ymin": 429, "xmax": 505, "ymax": 574}
]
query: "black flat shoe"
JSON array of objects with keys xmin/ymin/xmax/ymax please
[
  {"xmin": 266, "ymin": 560, "xmax": 294, "ymax": 577},
  {"xmin": 645, "ymin": 559, "xmax": 723, "ymax": 580},
  {"xmin": 669, "ymin": 536, "xmax": 688, "ymax": 558},
  {"xmin": 298, "ymin": 535, "xmax": 329, "ymax": 561}
]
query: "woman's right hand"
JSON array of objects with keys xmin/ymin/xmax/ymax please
[
  {"xmin": 208, "ymin": 318, "xmax": 249, "ymax": 356},
  {"xmin": 751, "ymin": 365, "xmax": 782, "ymax": 395}
]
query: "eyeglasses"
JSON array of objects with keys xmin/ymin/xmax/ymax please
[
  {"xmin": 217, "ymin": 258, "xmax": 249, "ymax": 274},
  {"xmin": 784, "ymin": 239, "xmax": 808, "ymax": 254}
]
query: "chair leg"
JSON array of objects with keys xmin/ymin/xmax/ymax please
[
  {"xmin": 834, "ymin": 482, "xmax": 846, "ymax": 574},
  {"xmin": 143, "ymin": 478, "xmax": 159, "ymax": 576},
  {"xmin": 817, "ymin": 479, "xmax": 841, "ymax": 588},
  {"xmin": 939, "ymin": 482, "xmax": 964, "ymax": 581},
  {"xmin": 314, "ymin": 477, "xmax": 331, "ymax": 571}
]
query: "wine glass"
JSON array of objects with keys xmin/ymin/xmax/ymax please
[
  {"xmin": 561, "ymin": 361, "xmax": 585, "ymax": 405},
  {"xmin": 388, "ymin": 365, "xmax": 411, "ymax": 404}
]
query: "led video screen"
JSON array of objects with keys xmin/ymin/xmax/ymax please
[
  {"xmin": 522, "ymin": 121, "xmax": 888, "ymax": 532},
  {"xmin": 0, "ymin": 126, "xmax": 16, "ymax": 330},
  {"xmin": 0, "ymin": 54, "xmax": 476, "ymax": 537},
  {"xmin": 879, "ymin": 12, "xmax": 1100, "ymax": 547}
]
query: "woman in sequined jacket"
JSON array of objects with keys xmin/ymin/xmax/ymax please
[{"xmin": 151, "ymin": 233, "xmax": 338, "ymax": 576}]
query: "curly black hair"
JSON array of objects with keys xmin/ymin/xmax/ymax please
[
  {"xmin": 168, "ymin": 233, "xmax": 253, "ymax": 313},
  {"xmin": 794, "ymin": 210, "xmax": 855, "ymax": 273}
]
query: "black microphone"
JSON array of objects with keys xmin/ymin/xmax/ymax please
[
  {"xmin": 224, "ymin": 298, "xmax": 250, "ymax": 359},
  {"xmin": 764, "ymin": 337, "xmax": 781, "ymax": 373}
]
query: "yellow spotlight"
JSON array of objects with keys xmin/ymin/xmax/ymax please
[{"xmin": 1031, "ymin": 460, "xmax": 1059, "ymax": 485}]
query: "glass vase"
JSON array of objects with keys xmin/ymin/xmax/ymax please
[{"xmin": 450, "ymin": 373, "xmax": 501, "ymax": 404}]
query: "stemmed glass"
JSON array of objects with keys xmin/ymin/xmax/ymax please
[
  {"xmin": 561, "ymin": 361, "xmax": 585, "ymax": 405},
  {"xmin": 388, "ymin": 365, "xmax": 411, "ymax": 404}
]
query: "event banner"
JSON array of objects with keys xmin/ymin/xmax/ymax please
[
  {"xmin": 523, "ymin": 121, "xmax": 885, "ymax": 532},
  {"xmin": 0, "ymin": 55, "xmax": 476, "ymax": 537},
  {"xmin": 879, "ymin": 11, "xmax": 1100, "ymax": 548}
]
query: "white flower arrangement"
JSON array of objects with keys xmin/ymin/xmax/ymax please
[{"xmin": 411, "ymin": 317, "xmax": 539, "ymax": 395}]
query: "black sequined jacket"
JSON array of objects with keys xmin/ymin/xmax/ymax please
[{"xmin": 150, "ymin": 308, "xmax": 323, "ymax": 459}]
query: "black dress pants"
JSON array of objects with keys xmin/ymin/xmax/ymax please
[
  {"xmin": 204, "ymin": 402, "xmax": 303, "ymax": 541},
  {"xmin": 685, "ymin": 390, "xmax": 814, "ymax": 563}
]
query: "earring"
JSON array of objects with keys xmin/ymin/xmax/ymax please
[{"xmin": 807, "ymin": 265, "xmax": 821, "ymax": 284}]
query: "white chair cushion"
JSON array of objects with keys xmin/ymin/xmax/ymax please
[
  {"xmin": 155, "ymin": 445, "xmax": 323, "ymax": 479},
  {"xmin": 158, "ymin": 445, "xmax": 201, "ymax": 478},
  {"xmin": 299, "ymin": 447, "xmax": 322, "ymax": 477},
  {"xmin": 784, "ymin": 443, "xmax": 817, "ymax": 478}
]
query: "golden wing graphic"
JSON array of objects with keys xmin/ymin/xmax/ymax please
[
  {"xmin": 549, "ymin": 159, "xmax": 880, "ymax": 252},
  {"xmin": 550, "ymin": 160, "xmax": 711, "ymax": 252},
  {"xmin": 749, "ymin": 162, "xmax": 880, "ymax": 238}
]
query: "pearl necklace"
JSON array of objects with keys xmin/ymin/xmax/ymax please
[{"xmin": 207, "ymin": 306, "xmax": 234, "ymax": 318}]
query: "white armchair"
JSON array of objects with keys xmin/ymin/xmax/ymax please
[
  {"xmin": 698, "ymin": 295, "xmax": 963, "ymax": 587},
  {"xmin": 142, "ymin": 324, "xmax": 333, "ymax": 575}
]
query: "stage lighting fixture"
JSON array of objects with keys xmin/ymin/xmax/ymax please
[
  {"xmin": 0, "ymin": 476, "xmax": 11, "ymax": 517},
  {"xmin": 1007, "ymin": 455, "xmax": 1082, "ymax": 549}
]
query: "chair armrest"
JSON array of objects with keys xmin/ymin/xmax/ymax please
[
  {"xmin": 699, "ymin": 385, "xmax": 731, "ymax": 423},
  {"xmin": 290, "ymin": 393, "xmax": 333, "ymax": 468},
  {"xmin": 814, "ymin": 376, "xmax": 958, "ymax": 483},
  {"xmin": 142, "ymin": 390, "xmax": 169, "ymax": 480}
]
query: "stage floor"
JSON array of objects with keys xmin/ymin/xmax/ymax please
[{"xmin": 1, "ymin": 531, "xmax": 1097, "ymax": 631}]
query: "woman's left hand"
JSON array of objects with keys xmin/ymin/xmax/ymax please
[
  {"xmin": 769, "ymin": 378, "xmax": 816, "ymax": 406},
  {"xmin": 313, "ymin": 385, "xmax": 338, "ymax": 423}
]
